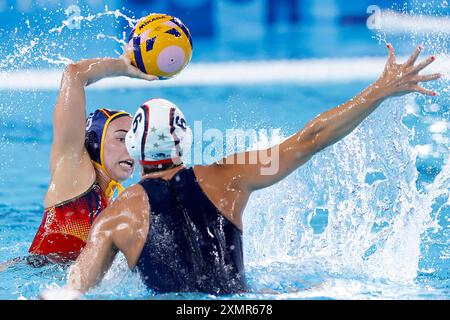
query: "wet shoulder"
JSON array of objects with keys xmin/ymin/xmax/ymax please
[
  {"xmin": 113, "ymin": 184, "xmax": 149, "ymax": 214},
  {"xmin": 193, "ymin": 164, "xmax": 229, "ymax": 185}
]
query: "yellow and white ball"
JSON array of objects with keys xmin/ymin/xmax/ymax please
[{"xmin": 127, "ymin": 13, "xmax": 193, "ymax": 79}]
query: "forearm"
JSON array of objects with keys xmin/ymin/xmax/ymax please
[
  {"xmin": 66, "ymin": 242, "xmax": 117, "ymax": 294},
  {"xmin": 54, "ymin": 58, "xmax": 125, "ymax": 128},
  {"xmin": 301, "ymin": 44, "xmax": 440, "ymax": 152},
  {"xmin": 66, "ymin": 58, "xmax": 128, "ymax": 86},
  {"xmin": 304, "ymin": 82, "xmax": 387, "ymax": 151},
  {"xmin": 39, "ymin": 259, "xmax": 102, "ymax": 300},
  {"xmin": 66, "ymin": 261, "xmax": 92, "ymax": 294},
  {"xmin": 52, "ymin": 57, "xmax": 132, "ymax": 151},
  {"xmin": 240, "ymin": 81, "xmax": 390, "ymax": 191}
]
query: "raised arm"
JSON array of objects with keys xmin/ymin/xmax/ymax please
[
  {"xmin": 50, "ymin": 56, "xmax": 156, "ymax": 175},
  {"xmin": 45, "ymin": 55, "xmax": 157, "ymax": 207},
  {"xmin": 221, "ymin": 44, "xmax": 441, "ymax": 192}
]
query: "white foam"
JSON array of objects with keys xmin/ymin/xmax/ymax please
[
  {"xmin": 429, "ymin": 120, "xmax": 448, "ymax": 133},
  {"xmin": 380, "ymin": 10, "xmax": 450, "ymax": 34},
  {"xmin": 0, "ymin": 56, "xmax": 447, "ymax": 90}
]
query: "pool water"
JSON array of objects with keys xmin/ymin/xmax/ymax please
[
  {"xmin": 0, "ymin": 81, "xmax": 448, "ymax": 300},
  {"xmin": 0, "ymin": 4, "xmax": 448, "ymax": 300}
]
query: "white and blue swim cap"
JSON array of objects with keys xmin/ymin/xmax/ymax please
[{"xmin": 125, "ymin": 98, "xmax": 192, "ymax": 166}]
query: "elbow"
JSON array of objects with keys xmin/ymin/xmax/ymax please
[
  {"xmin": 306, "ymin": 122, "xmax": 327, "ymax": 153},
  {"xmin": 293, "ymin": 121, "xmax": 327, "ymax": 160},
  {"xmin": 311, "ymin": 135, "xmax": 326, "ymax": 154},
  {"xmin": 309, "ymin": 121, "xmax": 332, "ymax": 153},
  {"xmin": 64, "ymin": 63, "xmax": 80, "ymax": 75},
  {"xmin": 63, "ymin": 63, "xmax": 84, "ymax": 79},
  {"xmin": 61, "ymin": 63, "xmax": 86, "ymax": 85}
]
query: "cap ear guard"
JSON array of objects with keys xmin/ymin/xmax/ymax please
[
  {"xmin": 125, "ymin": 106, "xmax": 147, "ymax": 161},
  {"xmin": 85, "ymin": 130, "xmax": 100, "ymax": 163},
  {"xmin": 179, "ymin": 126, "xmax": 193, "ymax": 158},
  {"xmin": 85, "ymin": 108, "xmax": 132, "ymax": 167},
  {"xmin": 125, "ymin": 99, "xmax": 192, "ymax": 165},
  {"xmin": 169, "ymin": 106, "xmax": 188, "ymax": 158},
  {"xmin": 85, "ymin": 110, "xmax": 105, "ymax": 165}
]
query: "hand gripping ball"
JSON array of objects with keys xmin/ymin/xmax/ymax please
[{"xmin": 127, "ymin": 13, "xmax": 193, "ymax": 80}]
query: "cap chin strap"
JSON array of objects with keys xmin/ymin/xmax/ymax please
[
  {"xmin": 105, "ymin": 180, "xmax": 125, "ymax": 200},
  {"xmin": 139, "ymin": 157, "xmax": 182, "ymax": 166},
  {"xmin": 93, "ymin": 162, "xmax": 125, "ymax": 200},
  {"xmin": 94, "ymin": 111, "xmax": 130, "ymax": 200}
]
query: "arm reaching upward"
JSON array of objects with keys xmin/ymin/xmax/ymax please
[
  {"xmin": 46, "ymin": 56, "xmax": 157, "ymax": 207},
  {"xmin": 219, "ymin": 44, "xmax": 441, "ymax": 192},
  {"xmin": 50, "ymin": 56, "xmax": 157, "ymax": 174}
]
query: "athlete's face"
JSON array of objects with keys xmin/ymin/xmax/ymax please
[{"xmin": 103, "ymin": 116, "xmax": 135, "ymax": 181}]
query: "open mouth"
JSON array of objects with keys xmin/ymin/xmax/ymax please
[{"xmin": 119, "ymin": 160, "xmax": 134, "ymax": 170}]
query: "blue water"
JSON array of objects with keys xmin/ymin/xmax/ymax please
[
  {"xmin": 1, "ymin": 82, "xmax": 448, "ymax": 300},
  {"xmin": 0, "ymin": 2, "xmax": 449, "ymax": 300}
]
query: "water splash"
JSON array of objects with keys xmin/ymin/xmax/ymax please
[
  {"xmin": 242, "ymin": 1, "xmax": 449, "ymax": 293},
  {"xmin": 48, "ymin": 7, "xmax": 137, "ymax": 35},
  {"xmin": 0, "ymin": 5, "xmax": 137, "ymax": 72},
  {"xmin": 240, "ymin": 4, "xmax": 449, "ymax": 293},
  {"xmin": 0, "ymin": 1, "xmax": 448, "ymax": 300},
  {"xmin": 87, "ymin": 253, "xmax": 149, "ymax": 299},
  {"xmin": 243, "ymin": 94, "xmax": 447, "ymax": 290}
]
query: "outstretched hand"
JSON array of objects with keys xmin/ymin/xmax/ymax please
[{"xmin": 376, "ymin": 44, "xmax": 441, "ymax": 98}]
